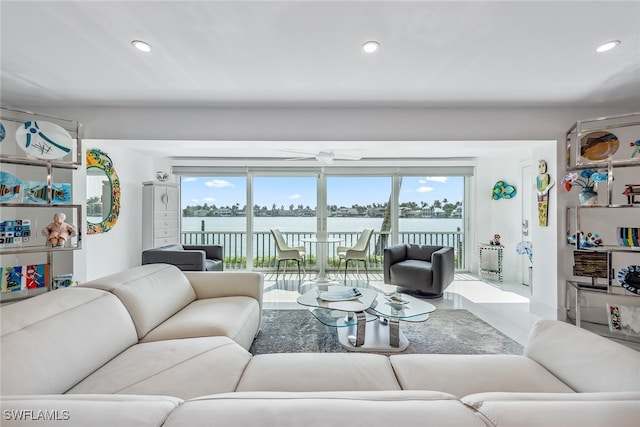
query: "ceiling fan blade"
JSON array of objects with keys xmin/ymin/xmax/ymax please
[
  {"xmin": 279, "ymin": 149, "xmax": 316, "ymax": 157},
  {"xmin": 333, "ymin": 153, "xmax": 362, "ymax": 160},
  {"xmin": 284, "ymin": 156, "xmax": 314, "ymax": 161}
]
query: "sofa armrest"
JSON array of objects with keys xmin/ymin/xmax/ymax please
[
  {"xmin": 184, "ymin": 271, "xmax": 263, "ymax": 306},
  {"xmin": 142, "ymin": 248, "xmax": 206, "ymax": 271},
  {"xmin": 524, "ymin": 319, "xmax": 640, "ymax": 393},
  {"xmin": 183, "ymin": 245, "xmax": 224, "ymax": 262}
]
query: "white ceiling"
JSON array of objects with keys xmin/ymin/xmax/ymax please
[
  {"xmin": 2, "ymin": 0, "xmax": 639, "ymax": 109},
  {"xmin": 1, "ymin": 1, "xmax": 639, "ymax": 160}
]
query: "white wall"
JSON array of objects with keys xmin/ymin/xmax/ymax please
[{"xmin": 75, "ymin": 142, "xmax": 155, "ymax": 283}]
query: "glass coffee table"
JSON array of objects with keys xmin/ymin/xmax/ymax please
[
  {"xmin": 297, "ymin": 287, "xmax": 435, "ymax": 352},
  {"xmin": 362, "ymin": 293, "xmax": 436, "ymax": 352},
  {"xmin": 297, "ymin": 287, "xmax": 379, "ymax": 348}
]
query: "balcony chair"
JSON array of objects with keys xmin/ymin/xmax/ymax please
[
  {"xmin": 142, "ymin": 244, "xmax": 224, "ymax": 271},
  {"xmin": 336, "ymin": 228, "xmax": 374, "ymax": 281},
  {"xmin": 383, "ymin": 243, "xmax": 454, "ymax": 298},
  {"xmin": 270, "ymin": 229, "xmax": 306, "ymax": 282}
]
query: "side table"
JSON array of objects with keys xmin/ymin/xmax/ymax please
[{"xmin": 477, "ymin": 243, "xmax": 504, "ymax": 282}]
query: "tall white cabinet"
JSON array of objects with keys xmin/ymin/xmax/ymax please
[{"xmin": 142, "ymin": 182, "xmax": 180, "ymax": 250}]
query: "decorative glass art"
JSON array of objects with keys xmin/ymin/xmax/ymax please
[{"xmin": 15, "ymin": 120, "xmax": 73, "ymax": 160}]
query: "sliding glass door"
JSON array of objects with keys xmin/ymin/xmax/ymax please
[
  {"xmin": 252, "ymin": 175, "xmax": 318, "ymax": 272},
  {"xmin": 398, "ymin": 175, "xmax": 465, "ymax": 268},
  {"xmin": 178, "ymin": 168, "xmax": 468, "ymax": 272},
  {"xmin": 326, "ymin": 176, "xmax": 392, "ymax": 271},
  {"xmin": 180, "ymin": 176, "xmax": 247, "ymax": 268}
]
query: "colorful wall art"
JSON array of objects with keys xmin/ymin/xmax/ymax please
[
  {"xmin": 86, "ymin": 148, "xmax": 121, "ymax": 234},
  {"xmin": 1, "ymin": 263, "xmax": 49, "ymax": 292},
  {"xmin": 22, "ymin": 181, "xmax": 72, "ymax": 204},
  {"xmin": 536, "ymin": 159, "xmax": 554, "ymax": 227},
  {"xmin": 0, "ymin": 171, "xmax": 21, "ymax": 203},
  {"xmin": 15, "ymin": 120, "xmax": 73, "ymax": 160},
  {"xmin": 0, "ymin": 219, "xmax": 31, "ymax": 246},
  {"xmin": 491, "ymin": 181, "xmax": 516, "ymax": 200}
]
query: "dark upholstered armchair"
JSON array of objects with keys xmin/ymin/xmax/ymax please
[
  {"xmin": 383, "ymin": 244, "xmax": 454, "ymax": 298},
  {"xmin": 142, "ymin": 244, "xmax": 224, "ymax": 271}
]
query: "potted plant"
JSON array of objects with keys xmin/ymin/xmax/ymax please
[{"xmin": 561, "ymin": 169, "xmax": 607, "ymax": 205}]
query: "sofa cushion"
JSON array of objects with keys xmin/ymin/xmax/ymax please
[
  {"xmin": 524, "ymin": 320, "xmax": 640, "ymax": 392},
  {"xmin": 0, "ymin": 394, "xmax": 182, "ymax": 427},
  {"xmin": 462, "ymin": 392, "xmax": 640, "ymax": 427},
  {"xmin": 141, "ymin": 296, "xmax": 260, "ymax": 351},
  {"xmin": 390, "ymin": 259, "xmax": 433, "ymax": 284},
  {"xmin": 390, "ymin": 354, "xmax": 574, "ymax": 398},
  {"xmin": 163, "ymin": 391, "xmax": 488, "ymax": 427},
  {"xmin": 236, "ymin": 353, "xmax": 401, "ymax": 392},
  {"xmin": 82, "ymin": 264, "xmax": 197, "ymax": 339},
  {"xmin": 68, "ymin": 337, "xmax": 251, "ymax": 400},
  {"xmin": 1, "ymin": 288, "xmax": 137, "ymax": 395}
]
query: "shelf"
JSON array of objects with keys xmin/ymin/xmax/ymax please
[
  {"xmin": 0, "ymin": 245, "xmax": 81, "ymax": 256},
  {"xmin": 570, "ymin": 246, "xmax": 640, "ymax": 253},
  {"xmin": 1, "ymin": 287, "xmax": 49, "ymax": 303},
  {"xmin": 0, "ymin": 154, "xmax": 80, "ymax": 169},
  {"xmin": 572, "ymin": 204, "xmax": 640, "ymax": 209},
  {"xmin": 566, "ymin": 111, "xmax": 640, "ymax": 169},
  {"xmin": 0, "ymin": 203, "xmax": 83, "ymax": 209}
]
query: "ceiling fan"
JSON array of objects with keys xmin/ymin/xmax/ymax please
[{"xmin": 280, "ymin": 150, "xmax": 362, "ymax": 164}]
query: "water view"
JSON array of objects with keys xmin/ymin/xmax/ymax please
[{"xmin": 182, "ymin": 216, "xmax": 463, "ymax": 233}]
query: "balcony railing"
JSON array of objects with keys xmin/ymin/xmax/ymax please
[{"xmin": 182, "ymin": 230, "xmax": 465, "ymax": 271}]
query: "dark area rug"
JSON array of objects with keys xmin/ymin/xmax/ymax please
[{"xmin": 250, "ymin": 309, "xmax": 524, "ymax": 355}]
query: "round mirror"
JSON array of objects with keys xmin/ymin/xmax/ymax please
[
  {"xmin": 86, "ymin": 149, "xmax": 120, "ymax": 234},
  {"xmin": 86, "ymin": 167, "xmax": 112, "ymax": 224}
]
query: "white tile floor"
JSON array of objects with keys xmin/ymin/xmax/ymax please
[{"xmin": 262, "ymin": 272, "xmax": 541, "ymax": 345}]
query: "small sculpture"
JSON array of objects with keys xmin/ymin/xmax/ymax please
[
  {"xmin": 42, "ymin": 212, "xmax": 76, "ymax": 247},
  {"xmin": 490, "ymin": 234, "xmax": 501, "ymax": 246},
  {"xmin": 536, "ymin": 159, "xmax": 555, "ymax": 227}
]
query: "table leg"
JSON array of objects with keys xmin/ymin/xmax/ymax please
[
  {"xmin": 389, "ymin": 318, "xmax": 400, "ymax": 347},
  {"xmin": 355, "ymin": 311, "xmax": 366, "ymax": 347}
]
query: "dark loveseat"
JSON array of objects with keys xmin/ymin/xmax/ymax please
[
  {"xmin": 142, "ymin": 244, "xmax": 224, "ymax": 271},
  {"xmin": 383, "ymin": 244, "xmax": 454, "ymax": 298}
]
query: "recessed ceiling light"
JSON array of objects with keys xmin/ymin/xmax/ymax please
[
  {"xmin": 596, "ymin": 40, "xmax": 620, "ymax": 53},
  {"xmin": 362, "ymin": 41, "xmax": 380, "ymax": 53},
  {"xmin": 131, "ymin": 40, "xmax": 152, "ymax": 53}
]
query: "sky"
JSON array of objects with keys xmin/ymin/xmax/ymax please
[{"xmin": 180, "ymin": 176, "xmax": 463, "ymax": 209}]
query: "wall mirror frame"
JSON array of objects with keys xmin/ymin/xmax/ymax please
[{"xmin": 86, "ymin": 148, "xmax": 120, "ymax": 234}]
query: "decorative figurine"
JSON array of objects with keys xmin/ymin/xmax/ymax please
[
  {"xmin": 490, "ymin": 234, "xmax": 501, "ymax": 246},
  {"xmin": 42, "ymin": 212, "xmax": 76, "ymax": 247},
  {"xmin": 536, "ymin": 159, "xmax": 554, "ymax": 227}
]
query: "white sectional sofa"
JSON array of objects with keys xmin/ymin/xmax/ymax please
[{"xmin": 1, "ymin": 264, "xmax": 639, "ymax": 426}]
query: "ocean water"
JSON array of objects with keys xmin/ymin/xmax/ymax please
[
  {"xmin": 182, "ymin": 216, "xmax": 462, "ymax": 233},
  {"xmin": 181, "ymin": 216, "xmax": 464, "ymax": 261}
]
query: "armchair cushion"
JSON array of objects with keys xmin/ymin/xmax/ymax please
[{"xmin": 142, "ymin": 244, "xmax": 224, "ymax": 271}]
